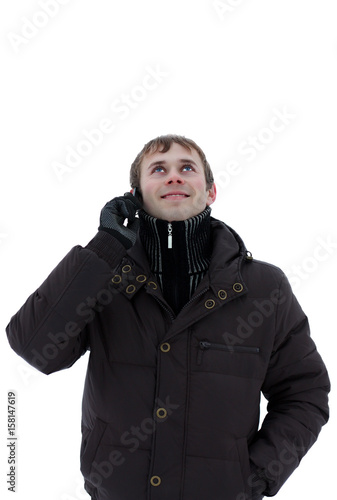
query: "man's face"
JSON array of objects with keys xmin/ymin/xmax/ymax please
[{"xmin": 138, "ymin": 143, "xmax": 216, "ymax": 221}]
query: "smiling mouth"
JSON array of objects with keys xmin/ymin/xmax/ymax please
[{"xmin": 161, "ymin": 194, "xmax": 190, "ymax": 199}]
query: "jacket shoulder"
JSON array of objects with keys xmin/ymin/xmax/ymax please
[
  {"xmin": 242, "ymin": 257, "xmax": 290, "ymax": 298},
  {"xmin": 248, "ymin": 257, "xmax": 285, "ymax": 276}
]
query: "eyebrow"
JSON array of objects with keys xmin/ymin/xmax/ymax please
[{"xmin": 147, "ymin": 158, "xmax": 199, "ymax": 170}]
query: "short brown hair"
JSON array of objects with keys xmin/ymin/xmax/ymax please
[{"xmin": 129, "ymin": 134, "xmax": 214, "ymax": 191}]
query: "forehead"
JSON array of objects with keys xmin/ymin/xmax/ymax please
[{"xmin": 142, "ymin": 142, "xmax": 203, "ymax": 167}]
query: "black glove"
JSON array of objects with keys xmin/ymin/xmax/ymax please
[{"xmin": 99, "ymin": 193, "xmax": 142, "ymax": 249}]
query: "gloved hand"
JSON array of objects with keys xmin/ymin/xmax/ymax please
[{"xmin": 99, "ymin": 193, "xmax": 142, "ymax": 249}]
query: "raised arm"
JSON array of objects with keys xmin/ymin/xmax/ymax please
[{"xmin": 6, "ymin": 193, "xmax": 141, "ymax": 375}]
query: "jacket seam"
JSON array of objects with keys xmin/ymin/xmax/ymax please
[
  {"xmin": 101, "ymin": 359, "xmax": 156, "ymax": 369},
  {"xmin": 190, "ymin": 369, "xmax": 264, "ymax": 381},
  {"xmin": 179, "ymin": 329, "xmax": 192, "ymax": 500},
  {"xmin": 185, "ymin": 453, "xmax": 241, "ymax": 462},
  {"xmin": 147, "ymin": 345, "xmax": 162, "ymax": 500},
  {"xmin": 273, "ymin": 273, "xmax": 286, "ymax": 344}
]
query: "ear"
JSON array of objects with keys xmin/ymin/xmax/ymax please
[{"xmin": 206, "ymin": 183, "xmax": 217, "ymax": 206}]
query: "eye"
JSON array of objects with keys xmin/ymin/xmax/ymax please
[
  {"xmin": 182, "ymin": 164, "xmax": 194, "ymax": 172},
  {"xmin": 152, "ymin": 166, "xmax": 165, "ymax": 173}
]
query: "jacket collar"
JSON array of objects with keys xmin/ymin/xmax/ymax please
[{"xmin": 110, "ymin": 217, "xmax": 250, "ymax": 320}]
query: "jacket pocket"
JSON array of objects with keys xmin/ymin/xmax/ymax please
[
  {"xmin": 80, "ymin": 417, "xmax": 108, "ymax": 478},
  {"xmin": 197, "ymin": 339, "xmax": 260, "ymax": 365}
]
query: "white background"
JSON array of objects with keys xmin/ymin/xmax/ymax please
[{"xmin": 0, "ymin": 1, "xmax": 336, "ymax": 499}]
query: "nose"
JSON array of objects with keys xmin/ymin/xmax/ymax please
[{"xmin": 166, "ymin": 172, "xmax": 184, "ymax": 185}]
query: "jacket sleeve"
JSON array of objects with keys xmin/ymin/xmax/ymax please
[
  {"xmin": 6, "ymin": 231, "xmax": 126, "ymax": 375},
  {"xmin": 248, "ymin": 273, "xmax": 330, "ymax": 498}
]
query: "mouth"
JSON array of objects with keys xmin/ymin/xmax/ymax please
[{"xmin": 161, "ymin": 192, "xmax": 190, "ymax": 200}]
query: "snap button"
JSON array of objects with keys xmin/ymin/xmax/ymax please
[
  {"xmin": 205, "ymin": 299, "xmax": 215, "ymax": 309},
  {"xmin": 233, "ymin": 283, "xmax": 243, "ymax": 293},
  {"xmin": 245, "ymin": 251, "xmax": 253, "ymax": 261},
  {"xmin": 156, "ymin": 408, "xmax": 167, "ymax": 419},
  {"xmin": 148, "ymin": 281, "xmax": 158, "ymax": 290},
  {"xmin": 150, "ymin": 476, "xmax": 161, "ymax": 487},
  {"xmin": 122, "ymin": 265, "xmax": 131, "ymax": 273},
  {"xmin": 160, "ymin": 343, "xmax": 171, "ymax": 353},
  {"xmin": 218, "ymin": 290, "xmax": 227, "ymax": 300},
  {"xmin": 126, "ymin": 284, "xmax": 136, "ymax": 294},
  {"xmin": 136, "ymin": 274, "xmax": 147, "ymax": 282},
  {"xmin": 111, "ymin": 275, "xmax": 122, "ymax": 284}
]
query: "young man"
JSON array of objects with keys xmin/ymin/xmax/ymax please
[{"xmin": 6, "ymin": 135, "xmax": 330, "ymax": 500}]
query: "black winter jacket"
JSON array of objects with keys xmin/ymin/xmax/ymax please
[{"xmin": 6, "ymin": 218, "xmax": 330, "ymax": 500}]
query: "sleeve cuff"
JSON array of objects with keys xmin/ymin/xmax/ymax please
[{"xmin": 85, "ymin": 231, "xmax": 127, "ymax": 269}]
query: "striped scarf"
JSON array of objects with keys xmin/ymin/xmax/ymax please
[{"xmin": 138, "ymin": 207, "xmax": 212, "ymax": 315}]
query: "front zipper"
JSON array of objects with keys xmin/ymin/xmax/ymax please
[
  {"xmin": 168, "ymin": 222, "xmax": 172, "ymax": 249},
  {"xmin": 151, "ymin": 294, "xmax": 175, "ymax": 322},
  {"xmin": 197, "ymin": 340, "xmax": 260, "ymax": 365}
]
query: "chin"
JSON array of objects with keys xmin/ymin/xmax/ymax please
[{"xmin": 165, "ymin": 210, "xmax": 196, "ymax": 222}]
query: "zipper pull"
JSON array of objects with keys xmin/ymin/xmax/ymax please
[
  {"xmin": 168, "ymin": 223, "xmax": 172, "ymax": 249},
  {"xmin": 199, "ymin": 341, "xmax": 210, "ymax": 350},
  {"xmin": 197, "ymin": 340, "xmax": 210, "ymax": 365}
]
